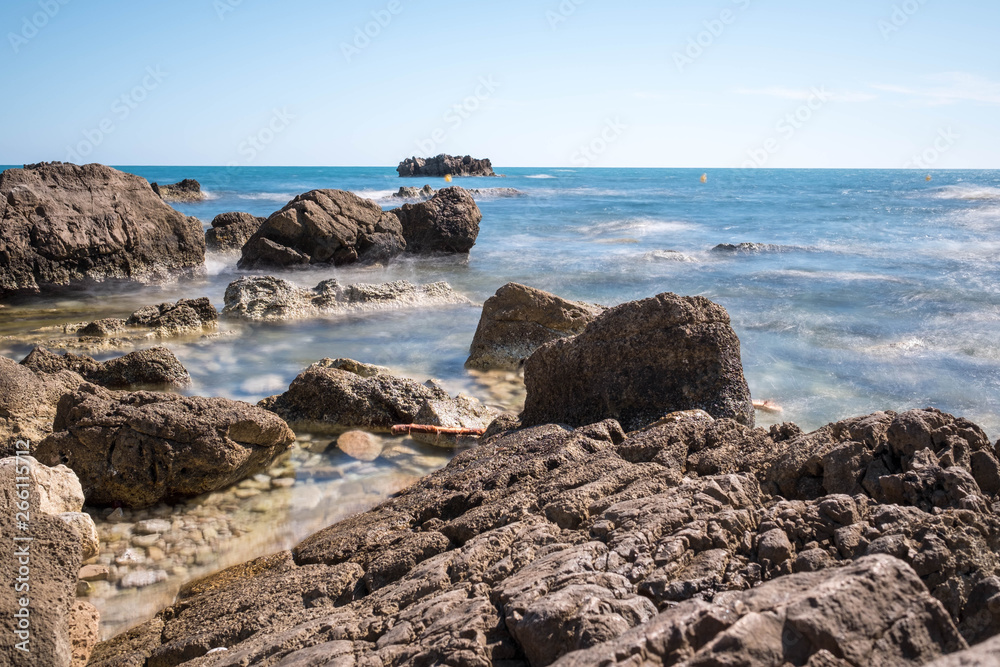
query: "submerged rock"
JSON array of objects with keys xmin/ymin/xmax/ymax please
[
  {"xmin": 397, "ymin": 154, "xmax": 496, "ymax": 177},
  {"xmin": 0, "ymin": 162, "xmax": 205, "ymax": 297},
  {"xmin": 239, "ymin": 189, "xmax": 406, "ymax": 269},
  {"xmin": 466, "ymin": 282, "xmax": 604, "ymax": 371},
  {"xmin": 150, "ymin": 178, "xmax": 204, "ymax": 202},
  {"xmin": 712, "ymin": 242, "xmax": 791, "ymax": 254},
  {"xmin": 35, "ymin": 384, "xmax": 296, "ymax": 508},
  {"xmin": 205, "ymin": 211, "xmax": 266, "ymax": 251},
  {"xmin": 222, "ymin": 276, "xmax": 471, "ymax": 322},
  {"xmin": 391, "ymin": 186, "xmax": 483, "ymax": 254},
  {"xmin": 260, "ymin": 358, "xmax": 496, "ymax": 437},
  {"xmin": 21, "ymin": 346, "xmax": 191, "ymax": 389},
  {"xmin": 521, "ymin": 291, "xmax": 755, "ymax": 431}
]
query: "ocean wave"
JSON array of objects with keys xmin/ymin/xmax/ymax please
[
  {"xmin": 200, "ymin": 189, "xmax": 219, "ymax": 200},
  {"xmin": 524, "ymin": 174, "xmax": 555, "ymax": 179},
  {"xmin": 643, "ymin": 250, "xmax": 698, "ymax": 262},
  {"xmin": 930, "ymin": 185, "xmax": 1000, "ymax": 201},
  {"xmin": 236, "ymin": 192, "xmax": 298, "ymax": 202},
  {"xmin": 351, "ymin": 189, "xmax": 398, "ymax": 202},
  {"xmin": 584, "ymin": 217, "xmax": 697, "ymax": 236},
  {"xmin": 762, "ymin": 269, "xmax": 908, "ymax": 284}
]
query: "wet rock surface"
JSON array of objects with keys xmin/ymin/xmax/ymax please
[
  {"xmin": 21, "ymin": 346, "xmax": 191, "ymax": 389},
  {"xmin": 466, "ymin": 282, "xmax": 605, "ymax": 371},
  {"xmin": 391, "ymin": 186, "xmax": 483, "ymax": 254},
  {"xmin": 397, "ymin": 154, "xmax": 496, "ymax": 177},
  {"xmin": 521, "ymin": 291, "xmax": 755, "ymax": 431},
  {"xmin": 0, "ymin": 162, "xmax": 205, "ymax": 297},
  {"xmin": 205, "ymin": 212, "xmax": 266, "ymax": 251},
  {"xmin": 222, "ymin": 276, "xmax": 471, "ymax": 322},
  {"xmin": 393, "ymin": 184, "xmax": 523, "ymax": 201},
  {"xmin": 89, "ymin": 406, "xmax": 1000, "ymax": 666},
  {"xmin": 35, "ymin": 384, "xmax": 296, "ymax": 508}
]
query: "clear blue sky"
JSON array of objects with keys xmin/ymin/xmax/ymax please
[{"xmin": 1, "ymin": 0, "xmax": 997, "ymax": 168}]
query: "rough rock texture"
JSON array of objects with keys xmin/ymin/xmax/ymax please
[
  {"xmin": 927, "ymin": 635, "xmax": 1000, "ymax": 666},
  {"xmin": 150, "ymin": 178, "xmax": 204, "ymax": 202},
  {"xmin": 222, "ymin": 276, "xmax": 471, "ymax": 322},
  {"xmin": 397, "ymin": 154, "xmax": 496, "ymax": 177},
  {"xmin": 205, "ymin": 211, "xmax": 266, "ymax": 251},
  {"xmin": 0, "ymin": 357, "xmax": 84, "ymax": 454},
  {"xmin": 0, "ymin": 455, "xmax": 85, "ymax": 515},
  {"xmin": 391, "ymin": 187, "xmax": 483, "ymax": 254},
  {"xmin": 0, "ymin": 162, "xmax": 205, "ymax": 297},
  {"xmin": 34, "ymin": 384, "xmax": 296, "ymax": 507},
  {"xmin": 522, "ymin": 292, "xmax": 755, "ymax": 431},
  {"xmin": 239, "ymin": 189, "xmax": 406, "ymax": 269},
  {"xmin": 260, "ymin": 358, "xmax": 496, "ymax": 435},
  {"xmin": 411, "ymin": 395, "xmax": 501, "ymax": 448},
  {"xmin": 393, "ymin": 185, "xmax": 436, "ymax": 200},
  {"xmin": 71, "ymin": 297, "xmax": 218, "ymax": 346},
  {"xmin": 711, "ymin": 242, "xmax": 793, "ymax": 254},
  {"xmin": 466, "ymin": 283, "xmax": 605, "ymax": 371},
  {"xmin": 21, "ymin": 346, "xmax": 191, "ymax": 389},
  {"xmin": 69, "ymin": 601, "xmax": 101, "ymax": 667},
  {"xmin": 394, "ymin": 185, "xmax": 523, "ymax": 200},
  {"xmin": 89, "ymin": 410, "xmax": 990, "ymax": 667}
]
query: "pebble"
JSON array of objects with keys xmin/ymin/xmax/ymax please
[
  {"xmin": 115, "ymin": 549, "xmax": 143, "ymax": 566},
  {"xmin": 133, "ymin": 534, "xmax": 161, "ymax": 548},
  {"xmin": 234, "ymin": 488, "xmax": 260, "ymax": 499},
  {"xmin": 135, "ymin": 519, "xmax": 171, "ymax": 535},
  {"xmin": 146, "ymin": 546, "xmax": 165, "ymax": 562},
  {"xmin": 270, "ymin": 477, "xmax": 296, "ymax": 489},
  {"xmin": 336, "ymin": 430, "xmax": 384, "ymax": 461},
  {"xmin": 120, "ymin": 569, "xmax": 168, "ymax": 589},
  {"xmin": 79, "ymin": 565, "xmax": 110, "ymax": 582},
  {"xmin": 76, "ymin": 580, "xmax": 93, "ymax": 596}
]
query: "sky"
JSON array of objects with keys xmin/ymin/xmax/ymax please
[{"xmin": 1, "ymin": 0, "xmax": 998, "ymax": 168}]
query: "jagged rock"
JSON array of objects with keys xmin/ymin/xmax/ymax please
[
  {"xmin": 411, "ymin": 395, "xmax": 501, "ymax": 448},
  {"xmin": 521, "ymin": 291, "xmax": 755, "ymax": 431},
  {"xmin": 392, "ymin": 185, "xmax": 436, "ymax": 200},
  {"xmin": 466, "ymin": 282, "xmax": 605, "ymax": 371},
  {"xmin": 397, "ymin": 154, "xmax": 496, "ymax": 177},
  {"xmin": 206, "ymin": 212, "xmax": 266, "ymax": 251},
  {"xmin": 0, "ymin": 357, "xmax": 84, "ymax": 454},
  {"xmin": 0, "ymin": 455, "xmax": 85, "ymax": 515},
  {"xmin": 712, "ymin": 242, "xmax": 791, "ymax": 254},
  {"xmin": 260, "ymin": 359, "xmax": 493, "ymax": 436},
  {"xmin": 150, "ymin": 178, "xmax": 204, "ymax": 202},
  {"xmin": 34, "ymin": 384, "xmax": 296, "ymax": 508},
  {"xmin": 72, "ymin": 297, "xmax": 218, "ymax": 344},
  {"xmin": 0, "ymin": 162, "xmax": 205, "ymax": 297},
  {"xmin": 391, "ymin": 187, "xmax": 483, "ymax": 254},
  {"xmin": 222, "ymin": 276, "xmax": 470, "ymax": 322},
  {"xmin": 239, "ymin": 189, "xmax": 406, "ymax": 269},
  {"xmin": 76, "ymin": 318, "xmax": 126, "ymax": 337},
  {"xmin": 21, "ymin": 346, "xmax": 191, "ymax": 389}
]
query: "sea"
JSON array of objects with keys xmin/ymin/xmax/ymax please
[{"xmin": 3, "ymin": 165, "xmax": 1000, "ymax": 634}]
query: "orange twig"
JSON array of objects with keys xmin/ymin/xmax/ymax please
[
  {"xmin": 391, "ymin": 424, "xmax": 486, "ymax": 437},
  {"xmin": 753, "ymin": 400, "xmax": 784, "ymax": 414}
]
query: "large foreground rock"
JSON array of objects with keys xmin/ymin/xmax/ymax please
[
  {"xmin": 89, "ymin": 408, "xmax": 989, "ymax": 667},
  {"xmin": 21, "ymin": 346, "xmax": 191, "ymax": 389},
  {"xmin": 0, "ymin": 357, "xmax": 84, "ymax": 455},
  {"xmin": 260, "ymin": 358, "xmax": 497, "ymax": 437},
  {"xmin": 391, "ymin": 186, "xmax": 483, "ymax": 254},
  {"xmin": 222, "ymin": 276, "xmax": 471, "ymax": 322},
  {"xmin": 205, "ymin": 211, "xmax": 265, "ymax": 251},
  {"xmin": 466, "ymin": 282, "xmax": 604, "ymax": 370},
  {"xmin": 34, "ymin": 384, "xmax": 295, "ymax": 507},
  {"xmin": 397, "ymin": 154, "xmax": 496, "ymax": 177},
  {"xmin": 239, "ymin": 189, "xmax": 406, "ymax": 269},
  {"xmin": 0, "ymin": 162, "xmax": 205, "ymax": 297},
  {"xmin": 522, "ymin": 292, "xmax": 754, "ymax": 431}
]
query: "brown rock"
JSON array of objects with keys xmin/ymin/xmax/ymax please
[
  {"xmin": 150, "ymin": 178, "xmax": 203, "ymax": 202},
  {"xmin": 0, "ymin": 357, "xmax": 84, "ymax": 454},
  {"xmin": 68, "ymin": 601, "xmax": 100, "ymax": 667},
  {"xmin": 390, "ymin": 186, "xmax": 483, "ymax": 254},
  {"xmin": 22, "ymin": 346, "xmax": 191, "ymax": 389},
  {"xmin": 205, "ymin": 211, "xmax": 266, "ymax": 251},
  {"xmin": 397, "ymin": 154, "xmax": 496, "ymax": 177}
]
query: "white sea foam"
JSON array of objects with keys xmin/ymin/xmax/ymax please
[
  {"xmin": 236, "ymin": 192, "xmax": 298, "ymax": 202},
  {"xmin": 930, "ymin": 185, "xmax": 1000, "ymax": 201},
  {"xmin": 351, "ymin": 189, "xmax": 398, "ymax": 202},
  {"xmin": 524, "ymin": 174, "xmax": 555, "ymax": 179},
  {"xmin": 763, "ymin": 269, "xmax": 908, "ymax": 284},
  {"xmin": 584, "ymin": 217, "xmax": 697, "ymax": 236},
  {"xmin": 200, "ymin": 189, "xmax": 219, "ymax": 200},
  {"xmin": 643, "ymin": 250, "xmax": 698, "ymax": 262}
]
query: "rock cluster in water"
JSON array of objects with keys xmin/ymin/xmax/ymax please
[
  {"xmin": 397, "ymin": 154, "xmax": 496, "ymax": 177},
  {"xmin": 393, "ymin": 185, "xmax": 524, "ymax": 201},
  {"xmin": 150, "ymin": 178, "xmax": 204, "ymax": 202},
  {"xmin": 0, "ymin": 163, "xmax": 205, "ymax": 297}
]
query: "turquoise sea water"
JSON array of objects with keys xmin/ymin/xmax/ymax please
[{"xmin": 3, "ymin": 166, "xmax": 1000, "ymax": 437}]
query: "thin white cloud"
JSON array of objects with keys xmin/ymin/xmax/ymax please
[
  {"xmin": 870, "ymin": 72, "xmax": 1000, "ymax": 106},
  {"xmin": 735, "ymin": 86, "xmax": 877, "ymax": 102}
]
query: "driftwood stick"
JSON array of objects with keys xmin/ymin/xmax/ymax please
[{"xmin": 391, "ymin": 424, "xmax": 486, "ymax": 437}]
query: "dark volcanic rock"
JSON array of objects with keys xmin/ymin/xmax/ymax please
[
  {"xmin": 35, "ymin": 384, "xmax": 295, "ymax": 507},
  {"xmin": 397, "ymin": 154, "xmax": 496, "ymax": 178},
  {"xmin": 466, "ymin": 282, "xmax": 605, "ymax": 371},
  {"xmin": 391, "ymin": 186, "xmax": 483, "ymax": 254},
  {"xmin": 150, "ymin": 178, "xmax": 204, "ymax": 202},
  {"xmin": 712, "ymin": 242, "xmax": 791, "ymax": 254},
  {"xmin": 521, "ymin": 291, "xmax": 755, "ymax": 431},
  {"xmin": 21, "ymin": 346, "xmax": 191, "ymax": 389},
  {"xmin": 239, "ymin": 189, "xmax": 406, "ymax": 269},
  {"xmin": 392, "ymin": 184, "xmax": 436, "ymax": 200},
  {"xmin": 205, "ymin": 211, "xmax": 266, "ymax": 251},
  {"xmin": 0, "ymin": 162, "xmax": 205, "ymax": 297}
]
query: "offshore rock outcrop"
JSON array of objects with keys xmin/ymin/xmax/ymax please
[
  {"xmin": 150, "ymin": 178, "xmax": 204, "ymax": 202},
  {"xmin": 88, "ymin": 404, "xmax": 1000, "ymax": 666},
  {"xmin": 397, "ymin": 154, "xmax": 496, "ymax": 178},
  {"xmin": 0, "ymin": 162, "xmax": 205, "ymax": 297}
]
